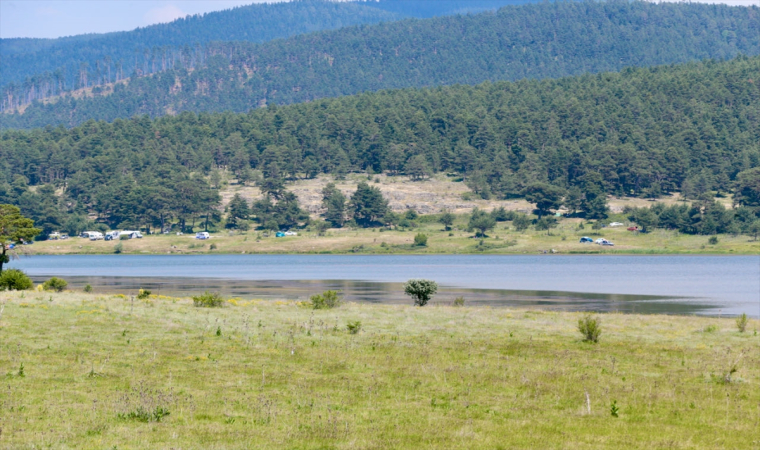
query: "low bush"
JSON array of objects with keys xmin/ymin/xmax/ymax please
[
  {"xmin": 404, "ymin": 279, "xmax": 438, "ymax": 307},
  {"xmin": 453, "ymin": 296, "xmax": 465, "ymax": 307},
  {"xmin": 192, "ymin": 291, "xmax": 225, "ymax": 308},
  {"xmin": 114, "ymin": 243, "xmax": 123, "ymax": 254},
  {"xmin": 346, "ymin": 321, "xmax": 362, "ymax": 334},
  {"xmin": 413, "ymin": 233, "xmax": 428, "ymax": 247},
  {"xmin": 310, "ymin": 290, "xmax": 342, "ymax": 309},
  {"xmin": 0, "ymin": 269, "xmax": 33, "ymax": 291},
  {"xmin": 83, "ymin": 284, "xmax": 93, "ymax": 293},
  {"xmin": 137, "ymin": 289, "xmax": 151, "ymax": 300},
  {"xmin": 42, "ymin": 277, "xmax": 68, "ymax": 292},
  {"xmin": 708, "ymin": 236, "xmax": 719, "ymax": 245},
  {"xmin": 578, "ymin": 314, "xmax": 602, "ymax": 343},
  {"xmin": 736, "ymin": 313, "xmax": 748, "ymax": 333}
]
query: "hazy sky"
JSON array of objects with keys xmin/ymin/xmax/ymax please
[{"xmin": 1, "ymin": 0, "xmax": 758, "ymax": 39}]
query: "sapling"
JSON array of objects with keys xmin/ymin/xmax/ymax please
[{"xmin": 735, "ymin": 313, "xmax": 748, "ymax": 333}]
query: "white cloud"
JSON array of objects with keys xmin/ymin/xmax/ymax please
[{"xmin": 143, "ymin": 4, "xmax": 187, "ymax": 25}]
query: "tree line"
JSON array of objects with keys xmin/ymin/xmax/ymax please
[
  {"xmin": 3, "ymin": 1, "xmax": 758, "ymax": 129},
  {"xmin": 1, "ymin": 55, "xmax": 759, "ymax": 235}
]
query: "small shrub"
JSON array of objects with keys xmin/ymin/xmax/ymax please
[
  {"xmin": 119, "ymin": 234, "xmax": 130, "ymax": 241},
  {"xmin": 0, "ymin": 269, "xmax": 33, "ymax": 291},
  {"xmin": 18, "ymin": 363, "xmax": 25, "ymax": 378},
  {"xmin": 346, "ymin": 321, "xmax": 362, "ymax": 334},
  {"xmin": 708, "ymin": 236, "xmax": 719, "ymax": 245},
  {"xmin": 42, "ymin": 277, "xmax": 68, "ymax": 292},
  {"xmin": 310, "ymin": 290, "xmax": 342, "ymax": 309},
  {"xmin": 209, "ymin": 243, "xmax": 217, "ymax": 250},
  {"xmin": 578, "ymin": 314, "xmax": 602, "ymax": 343},
  {"xmin": 137, "ymin": 289, "xmax": 151, "ymax": 300},
  {"xmin": 404, "ymin": 279, "xmax": 438, "ymax": 307},
  {"xmin": 703, "ymin": 324, "xmax": 718, "ymax": 333},
  {"xmin": 192, "ymin": 291, "xmax": 225, "ymax": 308},
  {"xmin": 413, "ymin": 233, "xmax": 428, "ymax": 247},
  {"xmin": 83, "ymin": 284, "xmax": 93, "ymax": 293},
  {"xmin": 114, "ymin": 242, "xmax": 124, "ymax": 254},
  {"xmin": 118, "ymin": 406, "xmax": 170, "ymax": 423},
  {"xmin": 453, "ymin": 296, "xmax": 465, "ymax": 307},
  {"xmin": 736, "ymin": 313, "xmax": 748, "ymax": 333},
  {"xmin": 610, "ymin": 400, "xmax": 619, "ymax": 417}
]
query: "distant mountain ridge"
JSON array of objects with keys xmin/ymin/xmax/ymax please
[
  {"xmin": 2, "ymin": 1, "xmax": 757, "ymax": 130},
  {"xmin": 0, "ymin": 0, "xmax": 531, "ymax": 93},
  {"xmin": 0, "ymin": 0, "xmax": 404, "ymax": 91}
]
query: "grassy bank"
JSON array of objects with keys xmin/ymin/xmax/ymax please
[
  {"xmin": 0, "ymin": 291, "xmax": 757, "ymax": 448},
  {"xmin": 29, "ymin": 219, "xmax": 760, "ymax": 255}
]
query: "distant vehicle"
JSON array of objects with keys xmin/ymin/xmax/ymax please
[
  {"xmin": 195, "ymin": 232, "xmax": 210, "ymax": 240},
  {"xmin": 601, "ymin": 241, "xmax": 615, "ymax": 246},
  {"xmin": 596, "ymin": 238, "xmax": 614, "ymax": 246},
  {"xmin": 579, "ymin": 237, "xmax": 594, "ymax": 243},
  {"xmin": 80, "ymin": 231, "xmax": 100, "ymax": 238},
  {"xmin": 595, "ymin": 238, "xmax": 606, "ymax": 244},
  {"xmin": 60, "ymin": 234, "xmax": 69, "ymax": 240},
  {"xmin": 121, "ymin": 231, "xmax": 143, "ymax": 239},
  {"xmin": 275, "ymin": 232, "xmax": 286, "ymax": 238},
  {"xmin": 88, "ymin": 232, "xmax": 104, "ymax": 241},
  {"xmin": 104, "ymin": 231, "xmax": 120, "ymax": 241},
  {"xmin": 49, "ymin": 232, "xmax": 61, "ymax": 240},
  {"xmin": 284, "ymin": 231, "xmax": 298, "ymax": 236},
  {"xmin": 609, "ymin": 222, "xmax": 624, "ymax": 227},
  {"xmin": 627, "ymin": 226, "xmax": 639, "ymax": 232}
]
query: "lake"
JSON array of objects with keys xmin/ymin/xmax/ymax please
[{"xmin": 8, "ymin": 254, "xmax": 759, "ymax": 317}]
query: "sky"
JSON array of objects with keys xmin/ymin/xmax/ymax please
[{"xmin": 1, "ymin": 0, "xmax": 758, "ymax": 39}]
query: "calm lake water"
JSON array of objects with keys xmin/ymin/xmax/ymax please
[{"xmin": 8, "ymin": 255, "xmax": 760, "ymax": 317}]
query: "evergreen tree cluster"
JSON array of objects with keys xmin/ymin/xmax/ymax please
[
  {"xmin": 3, "ymin": 1, "xmax": 758, "ymax": 129},
  {"xmin": 1, "ymin": 55, "xmax": 759, "ymax": 232}
]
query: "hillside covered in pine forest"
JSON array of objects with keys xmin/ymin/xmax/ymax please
[
  {"xmin": 2, "ymin": 1, "xmax": 758, "ymax": 130},
  {"xmin": 2, "ymin": 55, "xmax": 759, "ymax": 233}
]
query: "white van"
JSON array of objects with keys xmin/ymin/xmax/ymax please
[
  {"xmin": 195, "ymin": 232, "xmax": 210, "ymax": 240},
  {"xmin": 88, "ymin": 232, "xmax": 104, "ymax": 241}
]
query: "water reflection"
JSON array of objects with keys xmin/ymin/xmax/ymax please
[{"xmin": 41, "ymin": 276, "xmax": 719, "ymax": 316}]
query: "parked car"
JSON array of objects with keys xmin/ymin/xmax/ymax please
[
  {"xmin": 284, "ymin": 231, "xmax": 298, "ymax": 236},
  {"xmin": 627, "ymin": 226, "xmax": 639, "ymax": 232},
  {"xmin": 601, "ymin": 241, "xmax": 615, "ymax": 246},
  {"xmin": 596, "ymin": 238, "xmax": 614, "ymax": 246},
  {"xmin": 609, "ymin": 222, "xmax": 624, "ymax": 227},
  {"xmin": 579, "ymin": 236, "xmax": 594, "ymax": 243},
  {"xmin": 104, "ymin": 231, "xmax": 120, "ymax": 241},
  {"xmin": 121, "ymin": 231, "xmax": 143, "ymax": 239},
  {"xmin": 48, "ymin": 232, "xmax": 61, "ymax": 240},
  {"xmin": 275, "ymin": 232, "xmax": 286, "ymax": 238},
  {"xmin": 88, "ymin": 232, "xmax": 104, "ymax": 241},
  {"xmin": 195, "ymin": 232, "xmax": 210, "ymax": 240},
  {"xmin": 60, "ymin": 234, "xmax": 69, "ymax": 240},
  {"xmin": 594, "ymin": 238, "xmax": 606, "ymax": 244}
]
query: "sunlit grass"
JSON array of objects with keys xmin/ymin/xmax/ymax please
[{"xmin": 0, "ymin": 291, "xmax": 758, "ymax": 448}]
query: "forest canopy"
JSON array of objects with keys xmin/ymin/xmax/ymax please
[
  {"xmin": 1, "ymin": 55, "xmax": 759, "ymax": 235},
  {"xmin": 2, "ymin": 1, "xmax": 758, "ymax": 130}
]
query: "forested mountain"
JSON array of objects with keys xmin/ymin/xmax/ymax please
[
  {"xmin": 2, "ymin": 55, "xmax": 759, "ymax": 234},
  {"xmin": 0, "ymin": 0, "xmax": 403, "ymax": 90},
  {"xmin": 2, "ymin": 1, "xmax": 758, "ymax": 130},
  {"xmin": 355, "ymin": 0, "xmax": 530, "ymax": 18}
]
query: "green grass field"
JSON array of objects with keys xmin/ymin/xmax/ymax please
[
  {"xmin": 0, "ymin": 290, "xmax": 758, "ymax": 449},
  {"xmin": 29, "ymin": 217, "xmax": 760, "ymax": 256}
]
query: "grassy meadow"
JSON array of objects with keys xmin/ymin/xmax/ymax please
[
  {"xmin": 0, "ymin": 290, "xmax": 758, "ymax": 449},
  {"xmin": 28, "ymin": 216, "xmax": 760, "ymax": 256}
]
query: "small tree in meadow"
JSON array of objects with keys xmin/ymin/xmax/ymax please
[{"xmin": 404, "ymin": 279, "xmax": 438, "ymax": 307}]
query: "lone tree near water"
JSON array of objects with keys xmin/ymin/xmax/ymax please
[
  {"xmin": 404, "ymin": 279, "xmax": 438, "ymax": 307},
  {"xmin": 0, "ymin": 205, "xmax": 41, "ymax": 274}
]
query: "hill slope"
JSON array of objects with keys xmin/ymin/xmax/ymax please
[
  {"xmin": 2, "ymin": 1, "xmax": 758, "ymax": 130},
  {"xmin": 1, "ymin": 55, "xmax": 759, "ymax": 231},
  {"xmin": 0, "ymin": 0, "xmax": 403, "ymax": 91}
]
